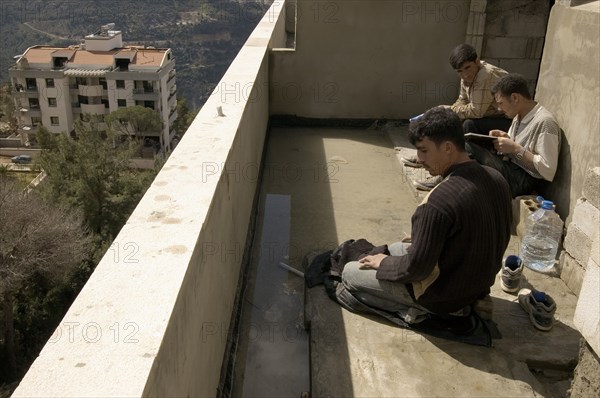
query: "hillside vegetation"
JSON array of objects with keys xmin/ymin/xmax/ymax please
[{"xmin": 0, "ymin": 0, "xmax": 271, "ymax": 109}]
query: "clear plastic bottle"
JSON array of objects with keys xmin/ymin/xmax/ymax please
[{"xmin": 520, "ymin": 200, "xmax": 563, "ymax": 273}]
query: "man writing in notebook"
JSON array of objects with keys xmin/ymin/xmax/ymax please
[{"xmin": 467, "ymin": 73, "xmax": 561, "ymax": 197}]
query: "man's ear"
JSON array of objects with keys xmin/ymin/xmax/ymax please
[
  {"xmin": 443, "ymin": 140, "xmax": 454, "ymax": 154},
  {"xmin": 510, "ymin": 93, "xmax": 519, "ymax": 103}
]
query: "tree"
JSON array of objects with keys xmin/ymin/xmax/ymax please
[
  {"xmin": 172, "ymin": 98, "xmax": 198, "ymax": 137},
  {"xmin": 0, "ymin": 177, "xmax": 91, "ymax": 379},
  {"xmin": 104, "ymin": 105, "xmax": 162, "ymax": 138},
  {"xmin": 37, "ymin": 119, "xmax": 156, "ymax": 242},
  {"xmin": 0, "ymin": 82, "xmax": 17, "ymax": 135}
]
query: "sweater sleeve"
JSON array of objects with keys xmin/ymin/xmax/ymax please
[{"xmin": 376, "ymin": 203, "xmax": 452, "ymax": 282}]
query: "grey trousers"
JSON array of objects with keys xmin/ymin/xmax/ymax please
[{"xmin": 341, "ymin": 242, "xmax": 432, "ymax": 324}]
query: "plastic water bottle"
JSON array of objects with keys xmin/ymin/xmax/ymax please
[{"xmin": 520, "ymin": 200, "xmax": 563, "ymax": 273}]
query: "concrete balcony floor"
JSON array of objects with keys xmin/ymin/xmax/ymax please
[{"xmin": 233, "ymin": 125, "xmax": 581, "ymax": 397}]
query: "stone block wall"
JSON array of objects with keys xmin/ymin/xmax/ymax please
[
  {"xmin": 569, "ymin": 167, "xmax": 600, "ymax": 393},
  {"xmin": 561, "ymin": 168, "xmax": 600, "ymax": 296},
  {"xmin": 480, "ymin": 0, "xmax": 550, "ymax": 94}
]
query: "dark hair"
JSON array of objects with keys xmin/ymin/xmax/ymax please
[
  {"xmin": 409, "ymin": 107, "xmax": 465, "ymax": 150},
  {"xmin": 449, "ymin": 44, "xmax": 478, "ymax": 69},
  {"xmin": 491, "ymin": 74, "xmax": 532, "ymax": 100}
]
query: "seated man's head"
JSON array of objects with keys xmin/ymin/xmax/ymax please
[
  {"xmin": 449, "ymin": 44, "xmax": 480, "ymax": 84},
  {"xmin": 491, "ymin": 74, "xmax": 533, "ymax": 119},
  {"xmin": 409, "ymin": 107, "xmax": 466, "ymax": 177}
]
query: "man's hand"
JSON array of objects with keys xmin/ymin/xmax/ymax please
[
  {"xmin": 358, "ymin": 253, "xmax": 388, "ymax": 270},
  {"xmin": 489, "ymin": 130, "xmax": 520, "ymax": 154},
  {"xmin": 489, "ymin": 129, "xmax": 509, "ymax": 138},
  {"xmin": 493, "ymin": 137, "xmax": 520, "ymax": 154}
]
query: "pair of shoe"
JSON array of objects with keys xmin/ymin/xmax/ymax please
[
  {"xmin": 400, "ymin": 155, "xmax": 422, "ymax": 168},
  {"xmin": 401, "ymin": 155, "xmax": 443, "ymax": 191},
  {"xmin": 518, "ymin": 288, "xmax": 556, "ymax": 332},
  {"xmin": 500, "ymin": 255, "xmax": 556, "ymax": 331},
  {"xmin": 413, "ymin": 175, "xmax": 443, "ymax": 191}
]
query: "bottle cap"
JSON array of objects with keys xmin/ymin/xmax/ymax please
[{"xmin": 541, "ymin": 200, "xmax": 554, "ymax": 210}]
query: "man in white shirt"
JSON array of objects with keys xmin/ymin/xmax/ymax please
[{"xmin": 467, "ymin": 74, "xmax": 561, "ymax": 197}]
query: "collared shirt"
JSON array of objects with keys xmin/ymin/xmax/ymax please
[
  {"xmin": 507, "ymin": 103, "xmax": 561, "ymax": 181},
  {"xmin": 451, "ymin": 61, "xmax": 508, "ymax": 119}
]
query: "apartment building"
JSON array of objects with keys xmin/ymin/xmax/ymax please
[{"xmin": 8, "ymin": 24, "xmax": 177, "ymax": 154}]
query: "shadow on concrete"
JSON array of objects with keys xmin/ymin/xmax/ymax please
[
  {"xmin": 540, "ymin": 129, "xmax": 572, "ymax": 220},
  {"xmin": 426, "ymin": 296, "xmax": 579, "ymax": 396},
  {"xmin": 236, "ymin": 125, "xmax": 417, "ymax": 397},
  {"xmin": 234, "ymin": 126, "xmax": 385, "ymax": 397}
]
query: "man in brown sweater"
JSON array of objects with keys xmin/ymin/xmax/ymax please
[{"xmin": 342, "ymin": 107, "xmax": 511, "ymax": 322}]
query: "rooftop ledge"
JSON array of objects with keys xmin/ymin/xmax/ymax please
[
  {"xmin": 12, "ymin": 1, "xmax": 594, "ymax": 397},
  {"xmin": 13, "ymin": 1, "xmax": 286, "ymax": 397}
]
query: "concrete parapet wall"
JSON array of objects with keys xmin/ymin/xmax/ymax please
[{"xmin": 11, "ymin": 2, "xmax": 285, "ymax": 397}]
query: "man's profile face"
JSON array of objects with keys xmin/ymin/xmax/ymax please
[
  {"xmin": 415, "ymin": 137, "xmax": 450, "ymax": 177},
  {"xmin": 494, "ymin": 93, "xmax": 518, "ymax": 118},
  {"xmin": 455, "ymin": 60, "xmax": 479, "ymax": 84}
]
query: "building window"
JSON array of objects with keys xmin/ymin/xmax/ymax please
[
  {"xmin": 143, "ymin": 81, "xmax": 154, "ymax": 93},
  {"xmin": 116, "ymin": 80, "xmax": 125, "ymax": 89},
  {"xmin": 76, "ymin": 77, "xmax": 87, "ymax": 86},
  {"xmin": 102, "ymin": 99, "xmax": 109, "ymax": 108},
  {"xmin": 99, "ymin": 78, "xmax": 107, "ymax": 90},
  {"xmin": 144, "ymin": 101, "xmax": 155, "ymax": 109},
  {"xmin": 46, "ymin": 78, "xmax": 55, "ymax": 88},
  {"xmin": 48, "ymin": 98, "xmax": 57, "ymax": 107},
  {"xmin": 26, "ymin": 78, "xmax": 37, "ymax": 90},
  {"xmin": 50, "ymin": 116, "xmax": 59, "ymax": 125},
  {"xmin": 118, "ymin": 99, "xmax": 127, "ymax": 107},
  {"xmin": 31, "ymin": 117, "xmax": 42, "ymax": 126},
  {"xmin": 28, "ymin": 98, "xmax": 39, "ymax": 109}
]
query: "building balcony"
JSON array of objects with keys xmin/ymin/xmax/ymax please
[
  {"xmin": 80, "ymin": 103, "xmax": 106, "ymax": 115},
  {"xmin": 78, "ymin": 84, "xmax": 103, "ymax": 97},
  {"xmin": 132, "ymin": 89, "xmax": 159, "ymax": 100},
  {"xmin": 18, "ymin": 125, "xmax": 33, "ymax": 133},
  {"xmin": 11, "ymin": 1, "xmax": 595, "ymax": 398},
  {"xmin": 168, "ymin": 109, "xmax": 177, "ymax": 124},
  {"xmin": 25, "ymin": 108, "xmax": 41, "ymax": 117},
  {"xmin": 13, "ymin": 90, "xmax": 39, "ymax": 98}
]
